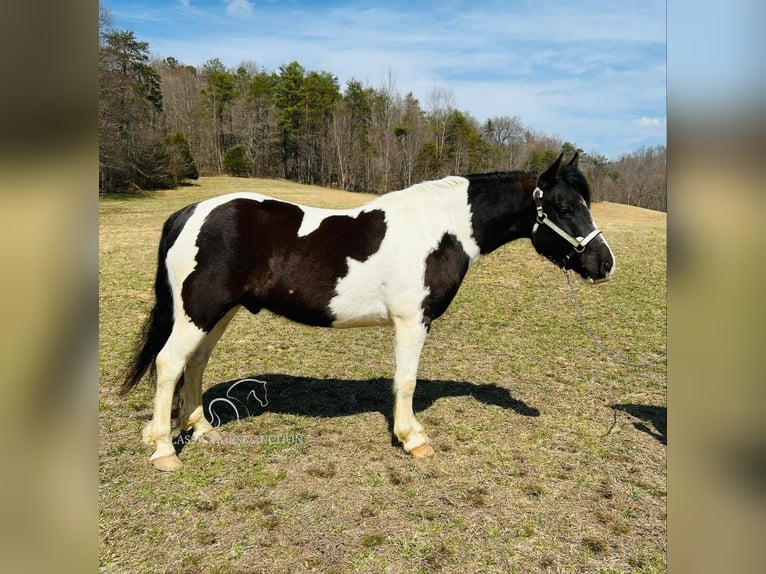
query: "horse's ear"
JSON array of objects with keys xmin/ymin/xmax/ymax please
[
  {"xmin": 568, "ymin": 152, "xmax": 579, "ymax": 168},
  {"xmin": 537, "ymin": 152, "xmax": 564, "ymax": 190}
]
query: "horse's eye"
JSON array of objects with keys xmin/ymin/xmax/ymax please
[{"xmin": 560, "ymin": 207, "xmax": 574, "ymax": 218}]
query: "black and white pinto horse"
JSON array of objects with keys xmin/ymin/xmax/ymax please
[{"xmin": 121, "ymin": 153, "xmax": 615, "ymax": 471}]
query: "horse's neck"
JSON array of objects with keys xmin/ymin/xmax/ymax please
[{"xmin": 467, "ymin": 177, "xmax": 536, "ymax": 255}]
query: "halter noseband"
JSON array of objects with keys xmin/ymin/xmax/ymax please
[{"xmin": 531, "ymin": 186, "xmax": 602, "ymax": 267}]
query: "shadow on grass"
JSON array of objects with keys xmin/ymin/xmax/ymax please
[
  {"xmin": 613, "ymin": 404, "xmax": 666, "ymax": 445},
  {"xmin": 175, "ymin": 375, "xmax": 539, "ymax": 452}
]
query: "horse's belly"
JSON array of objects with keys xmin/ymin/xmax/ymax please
[
  {"xmin": 331, "ymin": 316, "xmax": 392, "ymax": 328},
  {"xmin": 326, "ymin": 254, "xmax": 392, "ymax": 327},
  {"xmin": 329, "ymin": 294, "xmax": 391, "ymax": 328}
]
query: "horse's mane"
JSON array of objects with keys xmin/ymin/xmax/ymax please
[
  {"xmin": 463, "ymin": 168, "xmax": 590, "ymax": 205},
  {"xmin": 463, "ymin": 170, "xmax": 530, "ymax": 184},
  {"xmin": 557, "ymin": 164, "xmax": 591, "ymax": 206}
]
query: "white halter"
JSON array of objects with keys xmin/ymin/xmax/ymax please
[{"xmin": 531, "ymin": 186, "xmax": 602, "ymax": 256}]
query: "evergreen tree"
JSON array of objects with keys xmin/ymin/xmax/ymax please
[
  {"xmin": 201, "ymin": 58, "xmax": 237, "ymax": 171},
  {"xmin": 100, "ymin": 30, "xmax": 162, "ymax": 112},
  {"xmin": 526, "ymin": 148, "xmax": 560, "ymax": 173},
  {"xmin": 223, "ymin": 145, "xmax": 249, "ymax": 177},
  {"xmin": 165, "ymin": 132, "xmax": 199, "ymax": 182},
  {"xmin": 99, "ymin": 21, "xmax": 167, "ymax": 192},
  {"xmin": 275, "ymin": 62, "xmax": 306, "ymax": 179}
]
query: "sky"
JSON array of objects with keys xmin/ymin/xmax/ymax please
[{"xmin": 105, "ymin": 0, "xmax": 666, "ymax": 160}]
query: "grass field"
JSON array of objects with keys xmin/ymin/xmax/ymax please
[{"xmin": 99, "ymin": 176, "xmax": 666, "ymax": 573}]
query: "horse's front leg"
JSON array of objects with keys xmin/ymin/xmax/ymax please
[{"xmin": 392, "ymin": 316, "xmax": 434, "ymax": 457}]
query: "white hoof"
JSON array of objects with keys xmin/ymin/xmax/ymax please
[
  {"xmin": 152, "ymin": 453, "xmax": 183, "ymax": 472},
  {"xmin": 410, "ymin": 444, "xmax": 435, "ymax": 458}
]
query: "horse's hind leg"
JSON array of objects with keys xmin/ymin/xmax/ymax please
[
  {"xmin": 143, "ymin": 319, "xmax": 206, "ymax": 471},
  {"xmin": 178, "ymin": 306, "xmax": 240, "ymax": 444}
]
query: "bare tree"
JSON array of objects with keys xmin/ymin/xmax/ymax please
[
  {"xmin": 605, "ymin": 146, "xmax": 666, "ymax": 211},
  {"xmin": 426, "ymin": 87, "xmax": 456, "ymax": 177},
  {"xmin": 392, "ymin": 92, "xmax": 427, "ymax": 188},
  {"xmin": 483, "ymin": 115, "xmax": 526, "ymax": 170},
  {"xmin": 155, "ymin": 58, "xmax": 205, "ymax": 168}
]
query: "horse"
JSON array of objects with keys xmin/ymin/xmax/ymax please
[{"xmin": 120, "ymin": 152, "xmax": 615, "ymax": 471}]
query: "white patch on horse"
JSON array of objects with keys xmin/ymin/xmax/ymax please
[
  {"xmin": 329, "ymin": 176, "xmax": 480, "ymax": 327},
  {"xmin": 580, "ymin": 197, "xmax": 616, "ymax": 279}
]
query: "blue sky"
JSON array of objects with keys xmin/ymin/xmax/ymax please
[{"xmin": 105, "ymin": 0, "xmax": 666, "ymax": 160}]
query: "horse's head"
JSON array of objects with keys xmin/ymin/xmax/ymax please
[{"xmin": 530, "ymin": 152, "xmax": 615, "ymax": 283}]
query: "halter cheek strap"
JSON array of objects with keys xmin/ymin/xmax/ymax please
[{"xmin": 532, "ymin": 187, "xmax": 602, "ymax": 263}]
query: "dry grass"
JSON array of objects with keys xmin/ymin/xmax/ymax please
[{"xmin": 99, "ymin": 177, "xmax": 666, "ymax": 573}]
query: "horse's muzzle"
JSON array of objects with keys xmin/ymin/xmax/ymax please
[{"xmin": 577, "ymin": 237, "xmax": 615, "ymax": 284}]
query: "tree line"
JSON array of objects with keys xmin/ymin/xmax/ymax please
[{"xmin": 99, "ymin": 9, "xmax": 666, "ymax": 211}]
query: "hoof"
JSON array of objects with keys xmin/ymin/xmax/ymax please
[
  {"xmin": 410, "ymin": 444, "xmax": 435, "ymax": 458},
  {"xmin": 193, "ymin": 429, "xmax": 222, "ymax": 444},
  {"xmin": 152, "ymin": 453, "xmax": 183, "ymax": 472}
]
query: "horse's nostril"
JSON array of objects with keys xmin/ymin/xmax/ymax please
[{"xmin": 601, "ymin": 260, "xmax": 613, "ymax": 276}]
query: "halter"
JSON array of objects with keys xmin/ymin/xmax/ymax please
[{"xmin": 531, "ymin": 186, "xmax": 602, "ymax": 267}]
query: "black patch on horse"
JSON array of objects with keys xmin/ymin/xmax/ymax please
[
  {"xmin": 182, "ymin": 198, "xmax": 387, "ymax": 330},
  {"xmin": 422, "ymin": 233, "xmax": 470, "ymax": 329},
  {"xmin": 464, "ymin": 171, "xmax": 538, "ymax": 255}
]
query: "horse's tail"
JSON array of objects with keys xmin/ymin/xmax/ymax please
[{"xmin": 119, "ymin": 209, "xmax": 187, "ymax": 395}]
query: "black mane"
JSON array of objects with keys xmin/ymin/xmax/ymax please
[
  {"xmin": 558, "ymin": 164, "xmax": 591, "ymax": 206},
  {"xmin": 462, "ymin": 170, "xmax": 530, "ymax": 183},
  {"xmin": 463, "ymin": 166, "xmax": 591, "ymax": 206},
  {"xmin": 463, "ymin": 168, "xmax": 590, "ymax": 207}
]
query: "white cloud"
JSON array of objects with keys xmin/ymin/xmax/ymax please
[
  {"xmin": 226, "ymin": 0, "xmax": 253, "ymax": 19},
  {"xmin": 178, "ymin": 0, "xmax": 190, "ymax": 7},
  {"xmin": 638, "ymin": 116, "xmax": 666, "ymax": 127}
]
